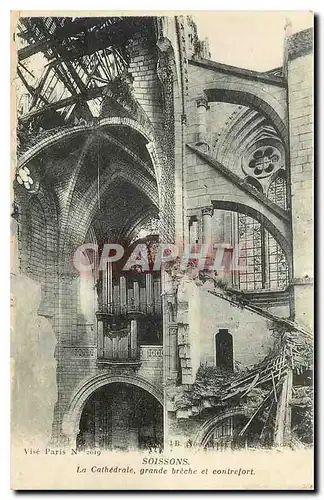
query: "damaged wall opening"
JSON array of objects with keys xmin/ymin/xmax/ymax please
[{"xmin": 215, "ymin": 329, "xmax": 234, "ymax": 371}]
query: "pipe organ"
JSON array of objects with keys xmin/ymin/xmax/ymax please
[{"xmin": 96, "ymin": 266, "xmax": 162, "ymax": 361}]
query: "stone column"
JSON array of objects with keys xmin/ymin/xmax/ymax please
[
  {"xmin": 202, "ymin": 206, "xmax": 214, "ymax": 245},
  {"xmin": 195, "ymin": 93, "xmax": 210, "ymax": 151},
  {"xmin": 162, "ymin": 270, "xmax": 178, "ymax": 382},
  {"xmin": 169, "ymin": 324, "xmax": 178, "ymax": 381},
  {"xmin": 97, "ymin": 318, "xmax": 104, "ymax": 359}
]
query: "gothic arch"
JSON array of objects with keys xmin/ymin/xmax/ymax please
[
  {"xmin": 215, "ymin": 112, "xmax": 284, "ymax": 176},
  {"xmin": 124, "ymin": 211, "xmax": 159, "ymax": 242},
  {"xmin": 19, "ymin": 118, "xmax": 166, "ymax": 256},
  {"xmin": 204, "ymin": 86, "xmax": 288, "ymax": 148},
  {"xmin": 218, "ymin": 116, "xmax": 268, "ymax": 170},
  {"xmin": 61, "ymin": 373, "xmax": 163, "ymax": 443},
  {"xmin": 59, "ymin": 167, "xmax": 159, "ymax": 265},
  {"xmin": 99, "ymin": 117, "xmax": 164, "ymax": 190},
  {"xmin": 18, "ymin": 118, "xmax": 164, "ymax": 196}
]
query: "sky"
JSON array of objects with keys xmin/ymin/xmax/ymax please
[{"xmin": 193, "ymin": 11, "xmax": 313, "ymax": 71}]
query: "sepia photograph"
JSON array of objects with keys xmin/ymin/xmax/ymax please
[{"xmin": 10, "ymin": 10, "xmax": 314, "ymax": 490}]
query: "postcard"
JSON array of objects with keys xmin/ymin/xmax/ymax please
[{"xmin": 11, "ymin": 10, "xmax": 314, "ymax": 490}]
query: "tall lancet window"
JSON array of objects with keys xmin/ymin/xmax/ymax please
[{"xmin": 268, "ymin": 172, "xmax": 288, "ymax": 210}]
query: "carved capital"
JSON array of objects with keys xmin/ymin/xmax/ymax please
[
  {"xmin": 195, "ymin": 93, "xmax": 209, "ymax": 110},
  {"xmin": 169, "ymin": 324, "xmax": 178, "ymax": 335},
  {"xmin": 202, "ymin": 206, "xmax": 214, "ymax": 217}
]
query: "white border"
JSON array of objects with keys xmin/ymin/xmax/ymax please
[{"xmin": 2, "ymin": 2, "xmax": 321, "ymax": 498}]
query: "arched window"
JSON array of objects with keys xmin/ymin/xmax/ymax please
[
  {"xmin": 268, "ymin": 171, "xmax": 287, "ymax": 210},
  {"xmin": 204, "ymin": 416, "xmax": 234, "ymax": 451},
  {"xmin": 238, "ymin": 213, "xmax": 288, "ymax": 291},
  {"xmin": 202, "ymin": 414, "xmax": 263, "ymax": 450},
  {"xmin": 215, "ymin": 329, "xmax": 233, "ymax": 371}
]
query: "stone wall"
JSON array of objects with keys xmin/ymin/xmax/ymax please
[
  {"xmin": 176, "ymin": 280, "xmax": 276, "ymax": 375},
  {"xmin": 198, "ymin": 286, "xmax": 276, "ymax": 370},
  {"xmin": 128, "ymin": 32, "xmax": 164, "ymax": 130},
  {"xmin": 287, "ymin": 37, "xmax": 313, "ymax": 329}
]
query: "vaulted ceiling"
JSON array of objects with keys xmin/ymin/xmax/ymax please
[{"xmin": 21, "ymin": 123, "xmax": 159, "ymax": 246}]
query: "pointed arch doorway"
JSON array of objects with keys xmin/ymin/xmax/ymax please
[{"xmin": 76, "ymin": 382, "xmax": 163, "ymax": 451}]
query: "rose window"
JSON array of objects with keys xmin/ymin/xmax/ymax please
[{"xmin": 245, "ymin": 146, "xmax": 282, "ymax": 179}]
